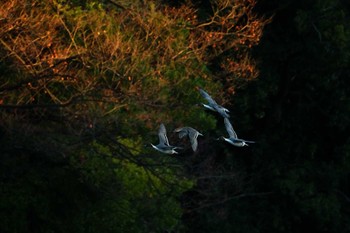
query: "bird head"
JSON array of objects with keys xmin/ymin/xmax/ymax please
[{"xmin": 173, "ymin": 128, "xmax": 181, "ymax": 133}]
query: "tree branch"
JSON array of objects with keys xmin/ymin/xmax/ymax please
[
  {"xmin": 0, "ymin": 94, "xmax": 81, "ymax": 109},
  {"xmin": 185, "ymin": 191, "xmax": 274, "ymax": 213},
  {"xmin": 0, "ymin": 55, "xmax": 81, "ymax": 92}
]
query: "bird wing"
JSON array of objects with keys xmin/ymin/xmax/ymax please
[
  {"xmin": 178, "ymin": 131, "xmax": 188, "ymax": 139},
  {"xmin": 188, "ymin": 130, "xmax": 199, "ymax": 151},
  {"xmin": 199, "ymin": 89, "xmax": 218, "ymax": 105},
  {"xmin": 224, "ymin": 118, "xmax": 237, "ymax": 139},
  {"xmin": 158, "ymin": 123, "xmax": 170, "ymax": 146}
]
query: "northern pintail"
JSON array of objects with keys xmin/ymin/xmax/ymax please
[
  {"xmin": 199, "ymin": 88, "xmax": 230, "ymax": 118},
  {"xmin": 174, "ymin": 127, "xmax": 203, "ymax": 152},
  {"xmin": 151, "ymin": 123, "xmax": 180, "ymax": 154},
  {"xmin": 220, "ymin": 118, "xmax": 255, "ymax": 147}
]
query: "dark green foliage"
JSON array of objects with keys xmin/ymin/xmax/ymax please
[
  {"xmin": 184, "ymin": 0, "xmax": 350, "ymax": 232},
  {"xmin": 3, "ymin": 0, "xmax": 350, "ymax": 232}
]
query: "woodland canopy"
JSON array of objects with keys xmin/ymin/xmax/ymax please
[{"xmin": 1, "ymin": 0, "xmax": 350, "ymax": 232}]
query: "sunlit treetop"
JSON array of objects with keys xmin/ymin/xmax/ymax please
[{"xmin": 0, "ymin": 0, "xmax": 269, "ymax": 143}]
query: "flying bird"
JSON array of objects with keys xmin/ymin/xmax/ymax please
[
  {"xmin": 199, "ymin": 88, "xmax": 230, "ymax": 118},
  {"xmin": 220, "ymin": 118, "xmax": 255, "ymax": 147},
  {"xmin": 174, "ymin": 127, "xmax": 203, "ymax": 152},
  {"xmin": 151, "ymin": 123, "xmax": 180, "ymax": 154}
]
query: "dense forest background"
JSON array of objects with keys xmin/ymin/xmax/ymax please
[{"xmin": 1, "ymin": 0, "xmax": 350, "ymax": 232}]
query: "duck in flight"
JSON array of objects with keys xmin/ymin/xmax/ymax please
[
  {"xmin": 220, "ymin": 118, "xmax": 255, "ymax": 147},
  {"xmin": 151, "ymin": 123, "xmax": 180, "ymax": 154},
  {"xmin": 174, "ymin": 127, "xmax": 203, "ymax": 152},
  {"xmin": 199, "ymin": 88, "xmax": 230, "ymax": 118}
]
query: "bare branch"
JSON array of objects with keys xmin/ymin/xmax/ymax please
[{"xmin": 185, "ymin": 191, "xmax": 274, "ymax": 213}]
